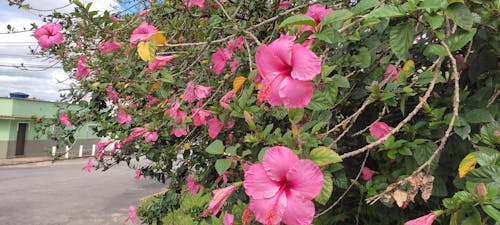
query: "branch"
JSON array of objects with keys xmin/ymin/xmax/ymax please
[
  {"xmin": 366, "ymin": 42, "xmax": 460, "ymax": 205},
  {"xmin": 339, "ymin": 57, "xmax": 444, "ymax": 160}
]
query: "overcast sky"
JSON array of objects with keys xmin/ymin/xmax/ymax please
[{"xmin": 0, "ymin": 0, "xmax": 121, "ymax": 101}]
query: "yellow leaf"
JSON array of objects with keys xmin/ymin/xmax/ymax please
[
  {"xmin": 151, "ymin": 33, "xmax": 167, "ymax": 46},
  {"xmin": 402, "ymin": 60, "xmax": 415, "ymax": 71},
  {"xmin": 233, "ymin": 76, "xmax": 247, "ymax": 93},
  {"xmin": 458, "ymin": 153, "xmax": 477, "ymax": 178},
  {"xmin": 124, "ymin": 83, "xmax": 130, "ymax": 89},
  {"xmin": 91, "ymin": 82, "xmax": 101, "ymax": 87},
  {"xmin": 137, "ymin": 41, "xmax": 155, "ymax": 62},
  {"xmin": 341, "ymin": 119, "xmax": 350, "ymax": 130},
  {"xmin": 150, "ymin": 80, "xmax": 161, "ymax": 92},
  {"xmin": 201, "ymin": 59, "xmax": 209, "ymax": 64}
]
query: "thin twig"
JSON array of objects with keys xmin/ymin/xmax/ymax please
[
  {"xmin": 315, "ymin": 151, "xmax": 370, "ymax": 218},
  {"xmin": 340, "ymin": 58, "xmax": 444, "ymax": 160}
]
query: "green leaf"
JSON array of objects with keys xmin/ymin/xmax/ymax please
[
  {"xmin": 464, "ymin": 108, "xmax": 494, "ymax": 123},
  {"xmin": 316, "ymin": 27, "xmax": 345, "ymax": 44},
  {"xmin": 309, "ymin": 146, "xmax": 342, "ymax": 166},
  {"xmin": 390, "ymin": 21, "xmax": 414, "ymax": 61},
  {"xmin": 332, "ymin": 75, "xmax": 350, "ymax": 88},
  {"xmin": 352, "ymin": 0, "xmax": 380, "ymax": 14},
  {"xmin": 412, "ymin": 140, "xmax": 440, "ymax": 172},
  {"xmin": 424, "ymin": 13, "xmax": 444, "ymax": 29},
  {"xmin": 446, "ymin": 3, "xmax": 473, "ymax": 30},
  {"xmin": 320, "ymin": 9, "xmax": 354, "ymax": 26},
  {"xmin": 482, "ymin": 205, "xmax": 500, "ymax": 222},
  {"xmin": 352, "ymin": 47, "xmax": 371, "ymax": 69},
  {"xmin": 315, "ymin": 173, "xmax": 333, "ymax": 205},
  {"xmin": 215, "ymin": 158, "xmax": 231, "ymax": 175},
  {"xmin": 466, "ymin": 165, "xmax": 500, "ymax": 183},
  {"xmin": 288, "ymin": 108, "xmax": 304, "ymax": 123},
  {"xmin": 280, "ymin": 15, "xmax": 316, "ymax": 28},
  {"xmin": 366, "ymin": 4, "xmax": 406, "ymax": 19},
  {"xmin": 423, "ymin": 44, "xmax": 448, "ymax": 57},
  {"xmin": 206, "ymin": 139, "xmax": 224, "ymax": 155},
  {"xmin": 419, "ymin": 0, "xmax": 447, "ymax": 10},
  {"xmin": 445, "ymin": 28, "xmax": 476, "ymax": 51}
]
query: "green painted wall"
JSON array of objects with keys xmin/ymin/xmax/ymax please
[
  {"xmin": 0, "ymin": 98, "xmax": 13, "ymax": 115},
  {"xmin": 0, "ymin": 120, "xmax": 12, "ymax": 141},
  {"xmin": 0, "ymin": 97, "xmax": 98, "ymax": 141}
]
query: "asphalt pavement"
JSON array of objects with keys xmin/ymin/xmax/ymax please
[{"xmin": 0, "ymin": 158, "xmax": 166, "ymax": 225}]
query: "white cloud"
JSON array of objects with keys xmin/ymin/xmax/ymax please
[{"xmin": 0, "ymin": 0, "xmax": 119, "ymax": 101}]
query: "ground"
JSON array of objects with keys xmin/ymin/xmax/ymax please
[{"xmin": 0, "ymin": 158, "xmax": 165, "ymax": 225}]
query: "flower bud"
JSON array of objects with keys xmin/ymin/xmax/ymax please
[{"xmin": 477, "ymin": 183, "xmax": 487, "ymax": 197}]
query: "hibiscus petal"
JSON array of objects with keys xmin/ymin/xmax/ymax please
[
  {"xmin": 278, "ymin": 77, "xmax": 313, "ymax": 108},
  {"xmin": 244, "ymin": 164, "xmax": 280, "ymax": 199},
  {"xmin": 37, "ymin": 36, "xmax": 52, "ymax": 49},
  {"xmin": 286, "ymin": 160, "xmax": 323, "ymax": 200},
  {"xmin": 255, "ymin": 45, "xmax": 289, "ymax": 81},
  {"xmin": 250, "ymin": 192, "xmax": 287, "ymax": 225},
  {"xmin": 281, "ymin": 193, "xmax": 315, "ymax": 225},
  {"xmin": 290, "ymin": 44, "xmax": 321, "ymax": 81},
  {"xmin": 262, "ymin": 146, "xmax": 298, "ymax": 182},
  {"xmin": 49, "ymin": 33, "xmax": 64, "ymax": 45},
  {"xmin": 268, "ymin": 34, "xmax": 295, "ymax": 66}
]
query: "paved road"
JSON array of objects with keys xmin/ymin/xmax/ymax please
[{"xmin": 0, "ymin": 158, "xmax": 166, "ymax": 225}]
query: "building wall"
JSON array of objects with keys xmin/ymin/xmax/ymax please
[{"xmin": 0, "ymin": 97, "xmax": 100, "ymax": 159}]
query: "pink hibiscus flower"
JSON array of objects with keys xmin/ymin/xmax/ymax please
[
  {"xmin": 183, "ymin": 81, "xmax": 196, "ymax": 104},
  {"xmin": 117, "ymin": 109, "xmax": 132, "ymax": 124},
  {"xmin": 384, "ymin": 64, "xmax": 402, "ymax": 82},
  {"xmin": 184, "ymin": 0, "xmax": 205, "ymax": 9},
  {"xmin": 96, "ymin": 141, "xmax": 110, "ymax": 160},
  {"xmin": 166, "ymin": 102, "xmax": 187, "ymax": 124},
  {"xmin": 138, "ymin": 9, "xmax": 151, "ymax": 17},
  {"xmin": 369, "ymin": 122, "xmax": 393, "ymax": 140},
  {"xmin": 59, "ymin": 112, "xmax": 71, "ymax": 127},
  {"xmin": 300, "ymin": 3, "xmax": 333, "ymax": 33},
  {"xmin": 229, "ymin": 59, "xmax": 238, "ymax": 73},
  {"xmin": 201, "ymin": 185, "xmax": 236, "ymax": 217},
  {"xmin": 208, "ymin": 117, "xmax": 224, "ymax": 138},
  {"xmin": 215, "ymin": 171, "xmax": 230, "ymax": 185},
  {"xmin": 98, "ymin": 39, "xmax": 121, "ymax": 53},
  {"xmin": 405, "ymin": 212, "xmax": 437, "ymax": 225},
  {"xmin": 82, "ymin": 159, "xmax": 93, "ymax": 172},
  {"xmin": 195, "ymin": 85, "xmax": 211, "ymax": 100},
  {"xmin": 125, "ymin": 205, "xmax": 137, "ymax": 223},
  {"xmin": 219, "ymin": 90, "xmax": 235, "ymax": 109},
  {"xmin": 106, "ymin": 85, "xmax": 119, "ymax": 103},
  {"xmin": 223, "ymin": 212, "xmax": 235, "ymax": 225},
  {"xmin": 146, "ymin": 95, "xmax": 159, "ymax": 108},
  {"xmin": 305, "ymin": 3, "xmax": 333, "ymax": 24},
  {"xmin": 130, "ymin": 22, "xmax": 158, "ymax": 43},
  {"xmin": 135, "ymin": 170, "xmax": 142, "ymax": 180},
  {"xmin": 227, "ymin": 36, "xmax": 245, "ymax": 52},
  {"xmin": 75, "ymin": 55, "xmax": 90, "ymax": 79},
  {"xmin": 123, "ymin": 126, "xmax": 158, "ymax": 143},
  {"xmin": 146, "ymin": 55, "xmax": 174, "ymax": 73},
  {"xmin": 255, "ymin": 34, "xmax": 321, "ymax": 108},
  {"xmin": 211, "ymin": 48, "xmax": 233, "ymax": 75},
  {"xmin": 279, "ymin": 1, "xmax": 292, "ymax": 9},
  {"xmin": 109, "ymin": 14, "xmax": 120, "ymax": 22},
  {"xmin": 361, "ymin": 166, "xmax": 376, "ymax": 181},
  {"xmin": 171, "ymin": 127, "xmax": 188, "ymax": 137},
  {"xmin": 33, "ymin": 23, "xmax": 64, "ymax": 49},
  {"xmin": 192, "ymin": 108, "xmax": 211, "ymax": 126},
  {"xmin": 186, "ymin": 176, "xmax": 202, "ymax": 194},
  {"xmin": 243, "ymin": 146, "xmax": 323, "ymax": 225}
]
